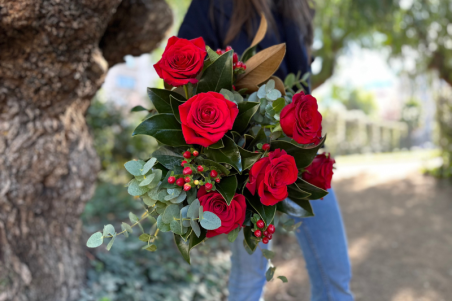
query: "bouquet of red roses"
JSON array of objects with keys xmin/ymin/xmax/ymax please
[{"xmin": 87, "ymin": 16, "xmax": 335, "ymax": 282}]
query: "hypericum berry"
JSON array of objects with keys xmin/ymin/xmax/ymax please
[
  {"xmin": 256, "ymin": 220, "xmax": 265, "ymax": 228},
  {"xmin": 183, "ymin": 183, "xmax": 191, "ymax": 191},
  {"xmin": 232, "ymin": 85, "xmax": 236, "ymax": 91},
  {"xmin": 194, "ymin": 180, "xmax": 200, "ymax": 185},
  {"xmin": 176, "ymin": 178, "xmax": 185, "ymax": 187},
  {"xmin": 226, "ymin": 45, "xmax": 232, "ymax": 52},
  {"xmin": 193, "ymin": 150, "xmax": 199, "ymax": 157},
  {"xmin": 183, "ymin": 167, "xmax": 193, "ymax": 175},
  {"xmin": 233, "ymin": 63, "xmax": 237, "ymax": 69},
  {"xmin": 264, "ymin": 230, "xmax": 269, "ymax": 236},
  {"xmin": 233, "ymin": 52, "xmax": 238, "ymax": 64},
  {"xmin": 236, "ymin": 61, "xmax": 243, "ymax": 68},
  {"xmin": 243, "ymin": 63, "xmax": 247, "ymax": 70},
  {"xmin": 267, "ymin": 224, "xmax": 275, "ymax": 234},
  {"xmin": 181, "ymin": 160, "xmax": 187, "ymax": 167},
  {"xmin": 168, "ymin": 176, "xmax": 176, "ymax": 184},
  {"xmin": 262, "ymin": 143, "xmax": 270, "ymax": 151},
  {"xmin": 216, "ymin": 49, "xmax": 222, "ymax": 55},
  {"xmin": 184, "ymin": 177, "xmax": 191, "ymax": 183},
  {"xmin": 262, "ymin": 237, "xmax": 269, "ymax": 244},
  {"xmin": 197, "ymin": 165, "xmax": 204, "ymax": 172},
  {"xmin": 205, "ymin": 183, "xmax": 213, "ymax": 190},
  {"xmin": 215, "ymin": 178, "xmax": 221, "ymax": 183},
  {"xmin": 210, "ymin": 170, "xmax": 218, "ymax": 177},
  {"xmin": 254, "ymin": 230, "xmax": 262, "ymax": 238},
  {"xmin": 266, "ymin": 234, "xmax": 273, "ymax": 240},
  {"xmin": 183, "ymin": 151, "xmax": 191, "ymax": 159}
]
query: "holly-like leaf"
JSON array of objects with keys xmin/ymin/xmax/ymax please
[
  {"xmin": 232, "ymin": 101, "xmax": 260, "ymax": 133},
  {"xmin": 261, "ymin": 249, "xmax": 275, "ymax": 260},
  {"xmin": 243, "ymin": 226, "xmax": 258, "ymax": 254},
  {"xmin": 287, "ymin": 182, "xmax": 312, "ymax": 200},
  {"xmin": 294, "ymin": 178, "xmax": 328, "ymax": 200},
  {"xmin": 132, "ymin": 114, "xmax": 187, "ymax": 147},
  {"xmin": 194, "ymin": 158, "xmax": 230, "ymax": 176},
  {"xmin": 246, "ymin": 128, "xmax": 268, "ymax": 151},
  {"xmin": 147, "ymin": 88, "xmax": 186, "ymax": 114},
  {"xmin": 86, "ymin": 232, "xmax": 103, "ymax": 248},
  {"xmin": 243, "ymin": 189, "xmax": 276, "ymax": 226},
  {"xmin": 227, "ymin": 227, "xmax": 240, "ymax": 243},
  {"xmin": 238, "ymin": 146, "xmax": 262, "ymax": 171},
  {"xmin": 204, "ymin": 135, "xmax": 242, "ymax": 173},
  {"xmin": 266, "ymin": 267, "xmax": 277, "ymax": 281},
  {"xmin": 200, "ymin": 211, "xmax": 221, "ymax": 230},
  {"xmin": 207, "ymin": 139, "xmax": 224, "ymax": 149},
  {"xmin": 173, "ymin": 228, "xmax": 207, "ymax": 264},
  {"xmin": 131, "ymin": 105, "xmax": 148, "ymax": 112},
  {"xmin": 197, "ymin": 51, "xmax": 233, "ymax": 93},
  {"xmin": 170, "ymin": 95, "xmax": 184, "ymax": 124},
  {"xmin": 152, "ymin": 146, "xmax": 186, "ymax": 170},
  {"xmin": 215, "ymin": 175, "xmax": 237, "ymax": 205},
  {"xmin": 269, "ymin": 136, "xmax": 326, "ymax": 169},
  {"xmin": 276, "ymin": 199, "xmax": 314, "ymax": 218},
  {"xmin": 277, "ymin": 276, "xmax": 288, "ymax": 283}
]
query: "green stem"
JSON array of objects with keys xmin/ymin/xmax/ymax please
[{"xmin": 183, "ymin": 85, "xmax": 189, "ymax": 99}]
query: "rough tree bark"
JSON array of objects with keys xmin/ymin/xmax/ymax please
[{"xmin": 0, "ymin": 1, "xmax": 172, "ymax": 300}]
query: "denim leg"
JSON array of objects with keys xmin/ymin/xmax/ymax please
[
  {"xmin": 228, "ymin": 230, "xmax": 270, "ymax": 301},
  {"xmin": 293, "ymin": 189, "xmax": 354, "ymax": 301}
]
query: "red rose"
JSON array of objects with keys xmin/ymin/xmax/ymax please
[
  {"xmin": 280, "ymin": 91, "xmax": 323, "ymax": 145},
  {"xmin": 179, "ymin": 92, "xmax": 239, "ymax": 147},
  {"xmin": 197, "ymin": 186, "xmax": 246, "ymax": 238},
  {"xmin": 246, "ymin": 149, "xmax": 298, "ymax": 206},
  {"xmin": 153, "ymin": 36, "xmax": 206, "ymax": 87},
  {"xmin": 302, "ymin": 153, "xmax": 335, "ymax": 190}
]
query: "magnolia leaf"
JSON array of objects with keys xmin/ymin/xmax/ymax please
[
  {"xmin": 131, "ymin": 105, "xmax": 148, "ymax": 112},
  {"xmin": 208, "ymin": 139, "xmax": 224, "ymax": 149},
  {"xmin": 124, "ymin": 160, "xmax": 144, "ymax": 176},
  {"xmin": 238, "ymin": 146, "xmax": 262, "ymax": 171},
  {"xmin": 247, "ymin": 128, "xmax": 268, "ymax": 151},
  {"xmin": 294, "ymin": 178, "xmax": 328, "ymax": 200},
  {"xmin": 200, "ymin": 211, "xmax": 221, "ymax": 230},
  {"xmin": 142, "ymin": 158, "xmax": 157, "ymax": 175},
  {"xmin": 170, "ymin": 95, "xmax": 184, "ymax": 124},
  {"xmin": 227, "ymin": 227, "xmax": 240, "ymax": 243},
  {"xmin": 86, "ymin": 232, "xmax": 103, "ymax": 248},
  {"xmin": 235, "ymin": 44, "xmax": 286, "ymax": 92},
  {"xmin": 241, "ymin": 13, "xmax": 268, "ymax": 62},
  {"xmin": 266, "ymin": 267, "xmax": 277, "ymax": 281},
  {"xmin": 152, "ymin": 146, "xmax": 186, "ymax": 169},
  {"xmin": 243, "ymin": 189, "xmax": 276, "ymax": 226},
  {"xmin": 269, "ymin": 136, "xmax": 327, "ymax": 168},
  {"xmin": 243, "ymin": 226, "xmax": 258, "ymax": 253}
]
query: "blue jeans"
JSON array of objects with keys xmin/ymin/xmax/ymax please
[{"xmin": 228, "ymin": 189, "xmax": 354, "ymax": 301}]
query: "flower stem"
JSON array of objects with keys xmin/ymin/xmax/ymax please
[{"xmin": 184, "ymin": 85, "xmax": 189, "ymax": 99}]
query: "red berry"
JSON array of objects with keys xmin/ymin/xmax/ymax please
[
  {"xmin": 236, "ymin": 61, "xmax": 243, "ymax": 68},
  {"xmin": 262, "ymin": 143, "xmax": 270, "ymax": 151},
  {"xmin": 181, "ymin": 160, "xmax": 187, "ymax": 167},
  {"xmin": 226, "ymin": 45, "xmax": 232, "ymax": 52},
  {"xmin": 256, "ymin": 220, "xmax": 265, "ymax": 228},
  {"xmin": 243, "ymin": 63, "xmax": 247, "ymax": 70},
  {"xmin": 183, "ymin": 151, "xmax": 191, "ymax": 159},
  {"xmin": 233, "ymin": 63, "xmax": 237, "ymax": 69},
  {"xmin": 197, "ymin": 165, "xmax": 204, "ymax": 172},
  {"xmin": 215, "ymin": 178, "xmax": 221, "ymax": 183},
  {"xmin": 233, "ymin": 52, "xmax": 238, "ymax": 63},
  {"xmin": 262, "ymin": 237, "xmax": 269, "ymax": 244},
  {"xmin": 193, "ymin": 150, "xmax": 199, "ymax": 157},
  {"xmin": 267, "ymin": 224, "xmax": 275, "ymax": 234},
  {"xmin": 264, "ymin": 230, "xmax": 269, "ymax": 236},
  {"xmin": 168, "ymin": 176, "xmax": 176, "ymax": 184},
  {"xmin": 232, "ymin": 85, "xmax": 236, "ymax": 91},
  {"xmin": 254, "ymin": 230, "xmax": 262, "ymax": 238},
  {"xmin": 205, "ymin": 183, "xmax": 213, "ymax": 190},
  {"xmin": 183, "ymin": 167, "xmax": 193, "ymax": 175},
  {"xmin": 210, "ymin": 170, "xmax": 218, "ymax": 177},
  {"xmin": 266, "ymin": 234, "xmax": 273, "ymax": 240},
  {"xmin": 183, "ymin": 183, "xmax": 191, "ymax": 191},
  {"xmin": 216, "ymin": 49, "xmax": 222, "ymax": 55},
  {"xmin": 176, "ymin": 178, "xmax": 185, "ymax": 187},
  {"xmin": 184, "ymin": 177, "xmax": 191, "ymax": 183}
]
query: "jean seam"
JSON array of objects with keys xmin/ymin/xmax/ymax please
[{"xmin": 301, "ymin": 222, "xmax": 334, "ymax": 301}]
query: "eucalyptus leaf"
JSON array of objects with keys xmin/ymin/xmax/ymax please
[
  {"xmin": 139, "ymin": 233, "xmax": 151, "ymax": 242},
  {"xmin": 86, "ymin": 232, "xmax": 103, "ymax": 248},
  {"xmin": 187, "ymin": 199, "xmax": 200, "ymax": 219},
  {"xmin": 170, "ymin": 220, "xmax": 183, "ymax": 235},
  {"xmin": 143, "ymin": 244, "xmax": 158, "ymax": 252},
  {"xmin": 128, "ymin": 179, "xmax": 149, "ymax": 196},
  {"xmin": 169, "ymin": 191, "xmax": 186, "ymax": 204},
  {"xmin": 157, "ymin": 215, "xmax": 171, "ymax": 232},
  {"xmin": 103, "ymin": 224, "xmax": 115, "ymax": 237},
  {"xmin": 121, "ymin": 222, "xmax": 133, "ymax": 234},
  {"xmin": 191, "ymin": 219, "xmax": 201, "ymax": 237},
  {"xmin": 162, "ymin": 204, "xmax": 180, "ymax": 224},
  {"xmin": 124, "ymin": 160, "xmax": 144, "ymax": 176},
  {"xmin": 200, "ymin": 211, "xmax": 221, "ymax": 230},
  {"xmin": 139, "ymin": 173, "xmax": 155, "ymax": 186},
  {"xmin": 106, "ymin": 235, "xmax": 116, "ymax": 251},
  {"xmin": 142, "ymin": 158, "xmax": 157, "ymax": 175}
]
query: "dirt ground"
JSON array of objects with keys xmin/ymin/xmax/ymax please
[{"xmin": 264, "ymin": 155, "xmax": 452, "ymax": 301}]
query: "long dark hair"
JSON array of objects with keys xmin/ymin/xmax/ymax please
[{"xmin": 211, "ymin": 0, "xmax": 315, "ymax": 49}]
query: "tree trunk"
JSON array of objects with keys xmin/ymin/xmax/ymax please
[{"xmin": 0, "ymin": 1, "xmax": 172, "ymax": 300}]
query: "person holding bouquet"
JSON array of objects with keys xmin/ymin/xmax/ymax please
[{"xmin": 178, "ymin": 1, "xmax": 354, "ymax": 300}]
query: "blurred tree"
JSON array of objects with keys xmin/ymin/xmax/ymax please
[
  {"xmin": 0, "ymin": 1, "xmax": 172, "ymax": 300},
  {"xmin": 331, "ymin": 85, "xmax": 377, "ymax": 115},
  {"xmin": 400, "ymin": 98, "xmax": 421, "ymax": 147}
]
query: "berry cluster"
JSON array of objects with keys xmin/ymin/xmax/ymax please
[
  {"xmin": 254, "ymin": 219, "xmax": 275, "ymax": 244},
  {"xmin": 167, "ymin": 149, "xmax": 221, "ymax": 192},
  {"xmin": 254, "ymin": 143, "xmax": 271, "ymax": 154},
  {"xmin": 216, "ymin": 46, "xmax": 247, "ymax": 72}
]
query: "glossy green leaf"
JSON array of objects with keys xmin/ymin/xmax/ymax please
[
  {"xmin": 86, "ymin": 232, "xmax": 103, "ymax": 248},
  {"xmin": 207, "ymin": 139, "xmax": 224, "ymax": 149},
  {"xmin": 194, "ymin": 158, "xmax": 230, "ymax": 176},
  {"xmin": 269, "ymin": 136, "xmax": 326, "ymax": 168},
  {"xmin": 243, "ymin": 189, "xmax": 276, "ymax": 226},
  {"xmin": 233, "ymin": 101, "xmax": 260, "ymax": 133},
  {"xmin": 132, "ymin": 113, "xmax": 187, "ymax": 147},
  {"xmin": 238, "ymin": 146, "xmax": 262, "ymax": 171},
  {"xmin": 215, "ymin": 175, "xmax": 237, "ymax": 205},
  {"xmin": 247, "ymin": 128, "xmax": 268, "ymax": 151},
  {"xmin": 261, "ymin": 249, "xmax": 275, "ymax": 260},
  {"xmin": 147, "ymin": 88, "xmax": 186, "ymax": 114},
  {"xmin": 174, "ymin": 228, "xmax": 207, "ymax": 264},
  {"xmin": 272, "ymin": 97, "xmax": 285, "ymax": 113},
  {"xmin": 295, "ymin": 178, "xmax": 328, "ymax": 200},
  {"xmin": 278, "ymin": 276, "xmax": 288, "ymax": 283},
  {"xmin": 200, "ymin": 211, "xmax": 221, "ymax": 230},
  {"xmin": 227, "ymin": 227, "xmax": 240, "ymax": 243},
  {"xmin": 204, "ymin": 135, "xmax": 242, "ymax": 173},
  {"xmin": 266, "ymin": 267, "xmax": 276, "ymax": 281},
  {"xmin": 131, "ymin": 105, "xmax": 148, "ymax": 112},
  {"xmin": 243, "ymin": 226, "xmax": 258, "ymax": 253},
  {"xmin": 152, "ymin": 146, "xmax": 186, "ymax": 170},
  {"xmin": 170, "ymin": 95, "xmax": 184, "ymax": 124},
  {"xmin": 197, "ymin": 51, "xmax": 233, "ymax": 93},
  {"xmin": 276, "ymin": 199, "xmax": 314, "ymax": 218},
  {"xmin": 287, "ymin": 182, "xmax": 312, "ymax": 200}
]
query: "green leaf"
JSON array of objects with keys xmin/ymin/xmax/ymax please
[
  {"xmin": 266, "ymin": 267, "xmax": 277, "ymax": 281},
  {"xmin": 121, "ymin": 224, "xmax": 129, "ymax": 237},
  {"xmin": 269, "ymin": 136, "xmax": 326, "ymax": 168},
  {"xmin": 215, "ymin": 175, "xmax": 237, "ymax": 205},
  {"xmin": 139, "ymin": 233, "xmax": 151, "ymax": 242},
  {"xmin": 173, "ymin": 228, "xmax": 207, "ymax": 264},
  {"xmin": 186, "ymin": 187, "xmax": 197, "ymax": 204},
  {"xmin": 200, "ymin": 211, "xmax": 221, "ymax": 230},
  {"xmin": 157, "ymin": 215, "xmax": 171, "ymax": 232},
  {"xmin": 142, "ymin": 158, "xmax": 157, "ymax": 175},
  {"xmin": 194, "ymin": 158, "xmax": 230, "ymax": 176},
  {"xmin": 272, "ymin": 97, "xmax": 285, "ymax": 113},
  {"xmin": 143, "ymin": 244, "xmax": 157, "ymax": 252},
  {"xmin": 219, "ymin": 88, "xmax": 235, "ymax": 101},
  {"xmin": 106, "ymin": 235, "xmax": 116, "ymax": 251},
  {"xmin": 238, "ymin": 146, "xmax": 262, "ymax": 171},
  {"xmin": 148, "ymin": 169, "xmax": 162, "ymax": 189},
  {"xmin": 170, "ymin": 95, "xmax": 184, "ymax": 124},
  {"xmin": 287, "ymin": 182, "xmax": 312, "ymax": 200},
  {"xmin": 170, "ymin": 220, "xmax": 183, "ymax": 235},
  {"xmin": 169, "ymin": 191, "xmax": 186, "ymax": 204},
  {"xmin": 276, "ymin": 199, "xmax": 314, "ymax": 218},
  {"xmin": 241, "ymin": 45, "xmax": 257, "ymax": 63},
  {"xmin": 284, "ymin": 73, "xmax": 295, "ymax": 88},
  {"xmin": 206, "ymin": 46, "xmax": 220, "ymax": 62},
  {"xmin": 243, "ymin": 226, "xmax": 258, "ymax": 253},
  {"xmin": 165, "ymin": 187, "xmax": 182, "ymax": 200},
  {"xmin": 232, "ymin": 101, "xmax": 260, "ymax": 133},
  {"xmin": 204, "ymin": 135, "xmax": 242, "ymax": 173},
  {"xmin": 277, "ymin": 276, "xmax": 288, "ymax": 283},
  {"xmin": 247, "ymin": 128, "xmax": 268, "ymax": 151},
  {"xmin": 124, "ymin": 160, "xmax": 144, "ymax": 176},
  {"xmin": 86, "ymin": 232, "xmax": 103, "ymax": 248},
  {"xmin": 139, "ymin": 173, "xmax": 155, "ymax": 187},
  {"xmin": 191, "ymin": 220, "xmax": 201, "ymax": 237},
  {"xmin": 295, "ymin": 178, "xmax": 328, "ymax": 200},
  {"xmin": 131, "ymin": 105, "xmax": 148, "ymax": 112},
  {"xmin": 129, "ymin": 212, "xmax": 139, "ymax": 223},
  {"xmin": 207, "ymin": 139, "xmax": 224, "ymax": 149},
  {"xmin": 197, "ymin": 51, "xmax": 233, "ymax": 93},
  {"xmin": 162, "ymin": 204, "xmax": 180, "ymax": 224},
  {"xmin": 243, "ymin": 189, "xmax": 276, "ymax": 226},
  {"xmin": 132, "ymin": 114, "xmax": 187, "ymax": 147},
  {"xmin": 147, "ymin": 88, "xmax": 186, "ymax": 114},
  {"xmin": 199, "ymin": 205, "xmax": 203, "ymax": 221},
  {"xmin": 227, "ymin": 227, "xmax": 240, "ymax": 243},
  {"xmin": 128, "ymin": 179, "xmax": 149, "ymax": 196},
  {"xmin": 261, "ymin": 249, "xmax": 275, "ymax": 260},
  {"xmin": 152, "ymin": 146, "xmax": 186, "ymax": 169},
  {"xmin": 103, "ymin": 224, "xmax": 115, "ymax": 237},
  {"xmin": 187, "ymin": 199, "xmax": 200, "ymax": 219},
  {"xmin": 121, "ymin": 222, "xmax": 133, "ymax": 234}
]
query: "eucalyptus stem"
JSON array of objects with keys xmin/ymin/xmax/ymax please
[{"xmin": 104, "ymin": 211, "xmax": 150, "ymax": 238}]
